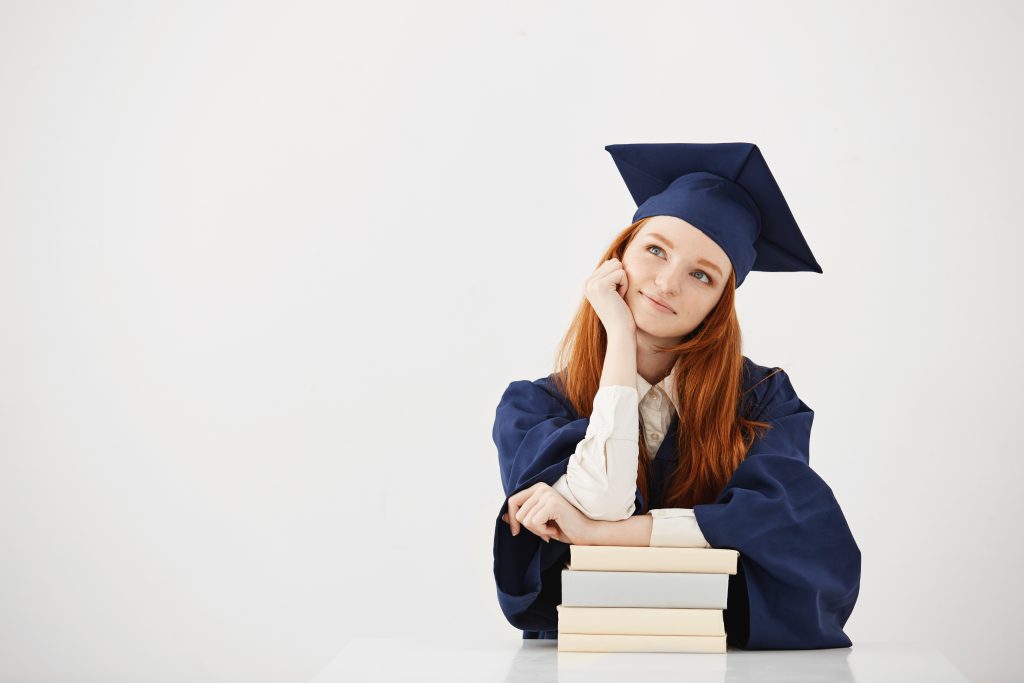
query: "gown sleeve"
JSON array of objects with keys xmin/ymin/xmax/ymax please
[
  {"xmin": 693, "ymin": 368, "xmax": 861, "ymax": 650},
  {"xmin": 491, "ymin": 377, "xmax": 594, "ymax": 634}
]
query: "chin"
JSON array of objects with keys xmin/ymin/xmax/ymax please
[{"xmin": 635, "ymin": 321, "xmax": 664, "ymax": 338}]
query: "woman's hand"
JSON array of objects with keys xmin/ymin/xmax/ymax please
[
  {"xmin": 501, "ymin": 482, "xmax": 597, "ymax": 545},
  {"xmin": 584, "ymin": 257, "xmax": 637, "ymax": 337}
]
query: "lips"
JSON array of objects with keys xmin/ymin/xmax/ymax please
[{"xmin": 642, "ymin": 292, "xmax": 675, "ymax": 314}]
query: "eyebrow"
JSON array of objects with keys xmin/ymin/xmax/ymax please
[{"xmin": 647, "ymin": 232, "xmax": 724, "ymax": 277}]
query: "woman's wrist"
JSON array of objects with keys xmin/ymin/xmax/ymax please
[
  {"xmin": 600, "ymin": 331, "xmax": 638, "ymax": 389},
  {"xmin": 606, "ymin": 328, "xmax": 637, "ymax": 348},
  {"xmin": 584, "ymin": 514, "xmax": 653, "ymax": 547}
]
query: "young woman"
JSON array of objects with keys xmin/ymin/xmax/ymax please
[{"xmin": 492, "ymin": 143, "xmax": 861, "ymax": 649}]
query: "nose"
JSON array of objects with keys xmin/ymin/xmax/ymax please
[{"xmin": 655, "ymin": 267, "xmax": 681, "ymax": 297}]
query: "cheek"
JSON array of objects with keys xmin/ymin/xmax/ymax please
[
  {"xmin": 622, "ymin": 257, "xmax": 643, "ymax": 279},
  {"xmin": 697, "ymin": 295, "xmax": 719, "ymax": 318}
]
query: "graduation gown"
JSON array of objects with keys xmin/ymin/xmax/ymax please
[{"xmin": 491, "ymin": 357, "xmax": 861, "ymax": 649}]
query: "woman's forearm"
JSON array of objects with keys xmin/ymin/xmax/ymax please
[
  {"xmin": 600, "ymin": 331, "xmax": 637, "ymax": 390},
  {"xmin": 588, "ymin": 513, "xmax": 653, "ymax": 546}
]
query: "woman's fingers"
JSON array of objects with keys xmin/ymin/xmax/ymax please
[
  {"xmin": 501, "ymin": 511, "xmax": 524, "ymax": 538},
  {"xmin": 515, "ymin": 493, "xmax": 541, "ymax": 533},
  {"xmin": 613, "ymin": 268, "xmax": 628, "ymax": 296},
  {"xmin": 505, "ymin": 483, "xmax": 555, "ymax": 539},
  {"xmin": 589, "ymin": 259, "xmax": 631, "ymax": 302},
  {"xmin": 506, "ymin": 498, "xmax": 521, "ymax": 536},
  {"xmin": 586, "ymin": 259, "xmax": 622, "ymax": 285},
  {"xmin": 591, "ymin": 259, "xmax": 621, "ymax": 283},
  {"xmin": 504, "ymin": 489, "xmax": 571, "ymax": 544},
  {"xmin": 524, "ymin": 500, "xmax": 555, "ymax": 543},
  {"xmin": 506, "ymin": 484, "xmax": 539, "ymax": 536},
  {"xmin": 583, "ymin": 259, "xmax": 626, "ymax": 300},
  {"xmin": 516, "ymin": 492, "xmax": 551, "ymax": 542}
]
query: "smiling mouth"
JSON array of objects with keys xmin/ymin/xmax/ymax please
[{"xmin": 642, "ymin": 292, "xmax": 675, "ymax": 314}]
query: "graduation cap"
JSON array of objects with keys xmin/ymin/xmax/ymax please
[{"xmin": 605, "ymin": 142, "xmax": 822, "ymax": 288}]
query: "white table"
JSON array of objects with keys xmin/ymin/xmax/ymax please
[{"xmin": 310, "ymin": 637, "xmax": 968, "ymax": 682}]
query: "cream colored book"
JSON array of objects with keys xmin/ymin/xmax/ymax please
[
  {"xmin": 557, "ymin": 632, "xmax": 727, "ymax": 654},
  {"xmin": 557, "ymin": 605, "xmax": 725, "ymax": 636},
  {"xmin": 568, "ymin": 545, "xmax": 738, "ymax": 574}
]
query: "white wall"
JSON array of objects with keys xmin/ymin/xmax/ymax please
[{"xmin": 0, "ymin": 1, "xmax": 1020, "ymax": 681}]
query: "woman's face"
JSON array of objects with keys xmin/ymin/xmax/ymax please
[{"xmin": 621, "ymin": 215, "xmax": 733, "ymax": 342}]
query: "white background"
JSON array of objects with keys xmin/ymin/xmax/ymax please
[{"xmin": 1, "ymin": 1, "xmax": 1021, "ymax": 681}]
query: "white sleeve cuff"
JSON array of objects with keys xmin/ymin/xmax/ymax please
[{"xmin": 648, "ymin": 508, "xmax": 711, "ymax": 548}]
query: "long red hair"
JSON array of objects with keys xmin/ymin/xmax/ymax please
[{"xmin": 550, "ymin": 217, "xmax": 779, "ymax": 512}]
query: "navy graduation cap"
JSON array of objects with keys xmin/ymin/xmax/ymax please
[{"xmin": 605, "ymin": 142, "xmax": 823, "ymax": 288}]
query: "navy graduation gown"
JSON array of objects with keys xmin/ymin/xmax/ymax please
[{"xmin": 491, "ymin": 357, "xmax": 861, "ymax": 649}]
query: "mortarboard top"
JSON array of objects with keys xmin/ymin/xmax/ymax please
[{"xmin": 604, "ymin": 142, "xmax": 822, "ymax": 288}]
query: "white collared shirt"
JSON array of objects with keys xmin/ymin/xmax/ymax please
[{"xmin": 551, "ymin": 373, "xmax": 711, "ymax": 548}]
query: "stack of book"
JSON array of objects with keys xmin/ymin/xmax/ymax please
[{"xmin": 556, "ymin": 545, "xmax": 739, "ymax": 653}]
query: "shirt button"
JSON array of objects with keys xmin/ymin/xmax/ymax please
[
  {"xmin": 650, "ymin": 392, "xmax": 659, "ymax": 402},
  {"xmin": 648, "ymin": 431, "xmax": 661, "ymax": 441}
]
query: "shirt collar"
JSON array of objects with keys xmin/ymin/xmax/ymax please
[{"xmin": 636, "ymin": 371, "xmax": 680, "ymax": 414}]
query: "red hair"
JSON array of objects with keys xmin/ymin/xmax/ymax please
[{"xmin": 550, "ymin": 218, "xmax": 780, "ymax": 512}]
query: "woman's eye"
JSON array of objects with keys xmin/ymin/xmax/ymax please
[{"xmin": 648, "ymin": 245, "xmax": 712, "ymax": 285}]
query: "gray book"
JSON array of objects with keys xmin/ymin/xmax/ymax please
[{"xmin": 561, "ymin": 569, "xmax": 729, "ymax": 609}]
